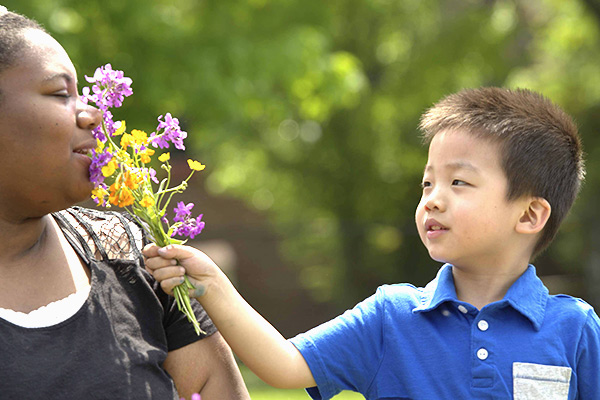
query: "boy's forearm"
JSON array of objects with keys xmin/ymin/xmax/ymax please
[{"xmin": 199, "ymin": 271, "xmax": 316, "ymax": 389}]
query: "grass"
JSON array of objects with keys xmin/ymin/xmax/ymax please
[{"xmin": 240, "ymin": 365, "xmax": 365, "ymax": 400}]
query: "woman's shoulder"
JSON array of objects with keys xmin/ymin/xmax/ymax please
[{"xmin": 54, "ymin": 206, "xmax": 146, "ymax": 262}]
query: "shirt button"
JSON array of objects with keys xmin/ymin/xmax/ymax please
[
  {"xmin": 477, "ymin": 348, "xmax": 489, "ymax": 360},
  {"xmin": 457, "ymin": 305, "xmax": 468, "ymax": 314},
  {"xmin": 477, "ymin": 320, "xmax": 489, "ymax": 331}
]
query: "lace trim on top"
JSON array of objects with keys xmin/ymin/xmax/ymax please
[
  {"xmin": 54, "ymin": 207, "xmax": 146, "ymax": 263},
  {"xmin": 0, "ymin": 286, "xmax": 91, "ymax": 328},
  {"xmin": 0, "ymin": 207, "xmax": 146, "ymax": 329}
]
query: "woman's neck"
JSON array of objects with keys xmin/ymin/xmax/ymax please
[
  {"xmin": 0, "ymin": 212, "xmax": 51, "ymax": 267},
  {"xmin": 0, "ymin": 212, "xmax": 90, "ymax": 313}
]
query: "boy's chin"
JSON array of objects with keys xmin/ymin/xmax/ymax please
[{"xmin": 427, "ymin": 249, "xmax": 451, "ymax": 264}]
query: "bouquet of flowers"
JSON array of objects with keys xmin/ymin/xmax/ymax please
[{"xmin": 84, "ymin": 64, "xmax": 205, "ymax": 335}]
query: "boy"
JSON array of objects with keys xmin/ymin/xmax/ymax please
[{"xmin": 144, "ymin": 87, "xmax": 600, "ymax": 399}]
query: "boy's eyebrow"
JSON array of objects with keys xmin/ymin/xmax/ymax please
[{"xmin": 424, "ymin": 161, "xmax": 480, "ymax": 173}]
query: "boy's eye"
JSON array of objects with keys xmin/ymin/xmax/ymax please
[
  {"xmin": 421, "ymin": 181, "xmax": 431, "ymax": 188},
  {"xmin": 452, "ymin": 179, "xmax": 467, "ymax": 186}
]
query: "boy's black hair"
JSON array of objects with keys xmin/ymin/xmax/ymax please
[{"xmin": 419, "ymin": 87, "xmax": 585, "ymax": 257}]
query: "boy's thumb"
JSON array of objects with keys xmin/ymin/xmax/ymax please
[{"xmin": 157, "ymin": 244, "xmax": 194, "ymax": 261}]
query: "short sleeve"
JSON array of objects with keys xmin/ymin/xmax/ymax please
[
  {"xmin": 574, "ymin": 308, "xmax": 600, "ymax": 397},
  {"xmin": 120, "ymin": 209, "xmax": 218, "ymax": 351},
  {"xmin": 58, "ymin": 207, "xmax": 219, "ymax": 352},
  {"xmin": 121, "ymin": 211, "xmax": 218, "ymax": 351},
  {"xmin": 288, "ymin": 288, "xmax": 386, "ymax": 400},
  {"xmin": 156, "ymin": 281, "xmax": 218, "ymax": 351}
]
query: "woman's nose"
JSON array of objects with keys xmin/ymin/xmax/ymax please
[{"xmin": 76, "ymin": 99, "xmax": 102, "ymax": 130}]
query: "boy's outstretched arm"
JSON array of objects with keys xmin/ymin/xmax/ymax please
[{"xmin": 143, "ymin": 243, "xmax": 317, "ymax": 390}]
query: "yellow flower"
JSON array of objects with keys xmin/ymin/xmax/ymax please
[
  {"xmin": 101, "ymin": 160, "xmax": 118, "ymax": 177},
  {"xmin": 123, "ymin": 171, "xmax": 142, "ymax": 190},
  {"xmin": 140, "ymin": 195, "xmax": 155, "ymax": 208},
  {"xmin": 187, "ymin": 159, "xmax": 205, "ymax": 171},
  {"xmin": 113, "ymin": 121, "xmax": 126, "ymax": 136},
  {"xmin": 121, "ymin": 133, "xmax": 133, "ymax": 150},
  {"xmin": 96, "ymin": 139, "xmax": 105, "ymax": 151},
  {"xmin": 108, "ymin": 183, "xmax": 134, "ymax": 207},
  {"xmin": 131, "ymin": 129, "xmax": 148, "ymax": 146},
  {"xmin": 91, "ymin": 187, "xmax": 109, "ymax": 206},
  {"xmin": 139, "ymin": 148, "xmax": 155, "ymax": 164},
  {"xmin": 158, "ymin": 152, "xmax": 170, "ymax": 162}
]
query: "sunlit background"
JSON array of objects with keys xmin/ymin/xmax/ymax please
[{"xmin": 7, "ymin": 0, "xmax": 600, "ymax": 398}]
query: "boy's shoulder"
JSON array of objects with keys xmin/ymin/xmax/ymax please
[
  {"xmin": 373, "ymin": 265, "xmax": 455, "ymax": 310},
  {"xmin": 370, "ymin": 283, "xmax": 431, "ymax": 314},
  {"xmin": 546, "ymin": 293, "xmax": 599, "ymax": 324}
]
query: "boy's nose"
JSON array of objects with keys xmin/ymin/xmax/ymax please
[
  {"xmin": 76, "ymin": 100, "xmax": 102, "ymax": 130},
  {"xmin": 424, "ymin": 191, "xmax": 445, "ymax": 212}
]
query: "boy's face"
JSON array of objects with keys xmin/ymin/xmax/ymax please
[{"xmin": 415, "ymin": 129, "xmax": 528, "ymax": 269}]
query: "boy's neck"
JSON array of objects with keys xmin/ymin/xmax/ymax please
[{"xmin": 451, "ymin": 262, "xmax": 529, "ymax": 310}]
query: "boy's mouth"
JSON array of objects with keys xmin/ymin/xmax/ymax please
[
  {"xmin": 425, "ymin": 219, "xmax": 448, "ymax": 238},
  {"xmin": 425, "ymin": 219, "xmax": 447, "ymax": 231}
]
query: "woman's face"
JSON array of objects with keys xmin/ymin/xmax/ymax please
[{"xmin": 0, "ymin": 29, "xmax": 101, "ymax": 220}]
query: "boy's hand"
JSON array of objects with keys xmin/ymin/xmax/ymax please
[
  {"xmin": 144, "ymin": 243, "xmax": 316, "ymax": 389},
  {"xmin": 143, "ymin": 243, "xmax": 222, "ymax": 299}
]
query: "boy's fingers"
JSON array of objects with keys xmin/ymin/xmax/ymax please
[
  {"xmin": 160, "ymin": 276, "xmax": 186, "ymax": 295},
  {"xmin": 144, "ymin": 256, "xmax": 178, "ymax": 272},
  {"xmin": 142, "ymin": 243, "xmax": 160, "ymax": 257},
  {"xmin": 156, "ymin": 244, "xmax": 198, "ymax": 261},
  {"xmin": 150, "ymin": 265, "xmax": 186, "ymax": 284}
]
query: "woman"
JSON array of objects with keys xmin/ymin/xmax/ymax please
[{"xmin": 0, "ymin": 8, "xmax": 249, "ymax": 399}]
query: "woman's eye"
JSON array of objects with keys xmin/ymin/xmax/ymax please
[{"xmin": 53, "ymin": 90, "xmax": 71, "ymax": 98}]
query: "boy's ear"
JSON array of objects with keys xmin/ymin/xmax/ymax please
[{"xmin": 516, "ymin": 197, "xmax": 551, "ymax": 235}]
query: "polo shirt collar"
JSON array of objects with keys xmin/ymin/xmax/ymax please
[{"xmin": 413, "ymin": 264, "xmax": 549, "ymax": 331}]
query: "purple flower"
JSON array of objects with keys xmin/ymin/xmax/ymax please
[
  {"xmin": 130, "ymin": 167, "xmax": 160, "ymax": 184},
  {"xmin": 89, "ymin": 148, "xmax": 113, "ymax": 186},
  {"xmin": 83, "ymin": 64, "xmax": 133, "ymax": 111},
  {"xmin": 91, "ymin": 125, "xmax": 106, "ymax": 142},
  {"xmin": 149, "ymin": 113, "xmax": 187, "ymax": 150},
  {"xmin": 148, "ymin": 168, "xmax": 159, "ymax": 184},
  {"xmin": 172, "ymin": 214, "xmax": 205, "ymax": 239},
  {"xmin": 180, "ymin": 395, "xmax": 201, "ymax": 400},
  {"xmin": 173, "ymin": 201, "xmax": 194, "ymax": 223}
]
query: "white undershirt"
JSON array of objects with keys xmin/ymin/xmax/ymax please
[{"xmin": 0, "ymin": 286, "xmax": 91, "ymax": 328}]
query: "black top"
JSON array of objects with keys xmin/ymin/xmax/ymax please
[{"xmin": 0, "ymin": 207, "xmax": 216, "ymax": 399}]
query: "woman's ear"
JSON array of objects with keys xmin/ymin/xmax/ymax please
[{"xmin": 516, "ymin": 197, "xmax": 551, "ymax": 235}]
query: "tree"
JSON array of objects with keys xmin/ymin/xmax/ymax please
[{"xmin": 8, "ymin": 0, "xmax": 600, "ymax": 308}]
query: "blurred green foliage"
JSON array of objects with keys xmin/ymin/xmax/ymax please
[
  {"xmin": 7, "ymin": 0, "xmax": 600, "ymax": 306},
  {"xmin": 240, "ymin": 365, "xmax": 363, "ymax": 399}
]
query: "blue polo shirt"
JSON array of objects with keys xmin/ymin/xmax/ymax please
[{"xmin": 289, "ymin": 264, "xmax": 600, "ymax": 399}]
